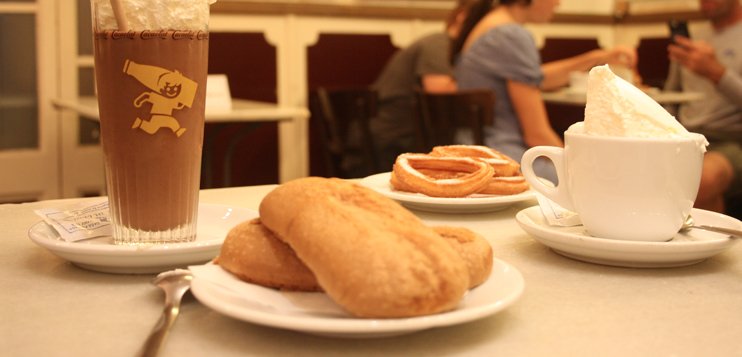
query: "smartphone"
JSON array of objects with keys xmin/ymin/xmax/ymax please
[{"xmin": 668, "ymin": 20, "xmax": 690, "ymax": 43}]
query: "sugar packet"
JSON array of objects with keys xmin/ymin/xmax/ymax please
[
  {"xmin": 535, "ymin": 192, "xmax": 582, "ymax": 227},
  {"xmin": 34, "ymin": 199, "xmax": 112, "ymax": 242}
]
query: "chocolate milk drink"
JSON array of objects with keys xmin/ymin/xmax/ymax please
[{"xmin": 91, "ymin": 1, "xmax": 211, "ymax": 244}]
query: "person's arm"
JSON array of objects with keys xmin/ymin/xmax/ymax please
[
  {"xmin": 668, "ymin": 36, "xmax": 742, "ymax": 106},
  {"xmin": 541, "ymin": 46, "xmax": 637, "ymax": 91},
  {"xmin": 717, "ymin": 70, "xmax": 742, "ymax": 105},
  {"xmin": 507, "ymin": 80, "xmax": 563, "ymax": 148},
  {"xmin": 668, "ymin": 36, "xmax": 725, "ymax": 82},
  {"xmin": 421, "ymin": 74, "xmax": 457, "ymax": 93}
]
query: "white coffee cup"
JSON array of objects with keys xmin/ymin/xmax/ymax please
[{"xmin": 521, "ymin": 124, "xmax": 707, "ymax": 242}]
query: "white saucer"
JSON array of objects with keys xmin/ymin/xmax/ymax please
[
  {"xmin": 359, "ymin": 172, "xmax": 535, "ymax": 214},
  {"xmin": 190, "ymin": 258, "xmax": 524, "ymax": 338},
  {"xmin": 516, "ymin": 206, "xmax": 740, "ymax": 268},
  {"xmin": 28, "ymin": 204, "xmax": 257, "ymax": 274}
]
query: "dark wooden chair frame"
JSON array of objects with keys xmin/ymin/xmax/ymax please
[
  {"xmin": 415, "ymin": 88, "xmax": 496, "ymax": 152},
  {"xmin": 310, "ymin": 87, "xmax": 380, "ymax": 178}
]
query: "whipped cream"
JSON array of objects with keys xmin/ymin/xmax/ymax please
[
  {"xmin": 583, "ymin": 65, "xmax": 690, "ymax": 138},
  {"xmin": 92, "ymin": 0, "xmax": 216, "ymax": 31}
]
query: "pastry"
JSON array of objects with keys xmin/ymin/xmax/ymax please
[
  {"xmin": 215, "ymin": 218, "xmax": 320, "ymax": 291},
  {"xmin": 433, "ymin": 226, "xmax": 493, "ymax": 288},
  {"xmin": 430, "ymin": 145, "xmax": 521, "ymax": 177},
  {"xmin": 259, "ymin": 177, "xmax": 470, "ymax": 318},
  {"xmin": 389, "ymin": 145, "xmax": 529, "ymax": 197},
  {"xmin": 391, "ymin": 153, "xmax": 494, "ymax": 198},
  {"xmin": 478, "ymin": 176, "xmax": 530, "ymax": 195},
  {"xmin": 218, "ymin": 219, "xmax": 494, "ymax": 292}
]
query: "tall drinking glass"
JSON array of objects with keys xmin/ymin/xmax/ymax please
[{"xmin": 90, "ymin": 0, "xmax": 211, "ymax": 244}]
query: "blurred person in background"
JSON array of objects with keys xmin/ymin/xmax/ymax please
[
  {"xmin": 666, "ymin": 0, "xmax": 742, "ymax": 214},
  {"xmin": 451, "ymin": 0, "xmax": 636, "ymax": 183},
  {"xmin": 370, "ymin": 0, "xmax": 478, "ymax": 171}
]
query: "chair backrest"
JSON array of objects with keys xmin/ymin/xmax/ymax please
[
  {"xmin": 540, "ymin": 37, "xmax": 600, "ymax": 63},
  {"xmin": 415, "ymin": 88, "xmax": 495, "ymax": 152},
  {"xmin": 309, "ymin": 87, "xmax": 380, "ymax": 178},
  {"xmin": 637, "ymin": 37, "xmax": 672, "ymax": 89}
]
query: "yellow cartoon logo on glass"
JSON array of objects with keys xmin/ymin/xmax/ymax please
[{"xmin": 124, "ymin": 60, "xmax": 197, "ymax": 137}]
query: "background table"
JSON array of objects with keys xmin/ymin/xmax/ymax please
[
  {"xmin": 52, "ymin": 97, "xmax": 309, "ymax": 183},
  {"xmin": 3, "ymin": 185, "xmax": 742, "ymax": 356},
  {"xmin": 541, "ymin": 88, "xmax": 704, "ymax": 106}
]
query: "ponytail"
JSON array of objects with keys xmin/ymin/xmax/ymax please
[{"xmin": 450, "ymin": 0, "xmax": 494, "ymax": 65}]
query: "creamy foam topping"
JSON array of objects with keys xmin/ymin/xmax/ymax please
[
  {"xmin": 583, "ymin": 65, "xmax": 690, "ymax": 139},
  {"xmin": 92, "ymin": 0, "xmax": 216, "ymax": 31}
]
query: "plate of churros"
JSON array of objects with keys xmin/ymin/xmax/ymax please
[
  {"xmin": 360, "ymin": 146, "xmax": 536, "ymax": 213},
  {"xmin": 361, "ymin": 172, "xmax": 535, "ymax": 214}
]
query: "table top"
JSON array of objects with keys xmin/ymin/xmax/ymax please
[
  {"xmin": 52, "ymin": 96, "xmax": 309, "ymax": 122},
  {"xmin": 542, "ymin": 88, "xmax": 705, "ymax": 106},
  {"xmin": 4, "ymin": 184, "xmax": 742, "ymax": 356}
]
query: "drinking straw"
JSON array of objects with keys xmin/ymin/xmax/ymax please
[{"xmin": 110, "ymin": 0, "xmax": 129, "ymax": 31}]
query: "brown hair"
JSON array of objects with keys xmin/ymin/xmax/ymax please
[
  {"xmin": 449, "ymin": 0, "xmax": 532, "ymax": 64},
  {"xmin": 445, "ymin": 0, "xmax": 480, "ymax": 29}
]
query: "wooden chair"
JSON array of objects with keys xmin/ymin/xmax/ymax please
[
  {"xmin": 539, "ymin": 37, "xmax": 600, "ymax": 139},
  {"xmin": 539, "ymin": 37, "xmax": 600, "ymax": 63},
  {"xmin": 415, "ymin": 88, "xmax": 496, "ymax": 152},
  {"xmin": 308, "ymin": 87, "xmax": 380, "ymax": 178},
  {"xmin": 637, "ymin": 37, "xmax": 672, "ymax": 89}
]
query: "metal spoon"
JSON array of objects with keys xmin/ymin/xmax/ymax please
[
  {"xmin": 680, "ymin": 215, "xmax": 742, "ymax": 238},
  {"xmin": 139, "ymin": 269, "xmax": 193, "ymax": 357}
]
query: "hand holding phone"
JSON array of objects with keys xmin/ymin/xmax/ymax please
[{"xmin": 668, "ymin": 20, "xmax": 690, "ymax": 43}]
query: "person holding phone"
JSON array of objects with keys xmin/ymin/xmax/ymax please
[
  {"xmin": 665, "ymin": 0, "xmax": 742, "ymax": 215},
  {"xmin": 668, "ymin": 20, "xmax": 691, "ymax": 42}
]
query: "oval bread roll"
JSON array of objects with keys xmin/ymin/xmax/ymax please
[
  {"xmin": 216, "ymin": 218, "xmax": 320, "ymax": 291},
  {"xmin": 217, "ymin": 222, "xmax": 493, "ymax": 292},
  {"xmin": 432, "ymin": 226, "xmax": 493, "ymax": 288},
  {"xmin": 259, "ymin": 177, "xmax": 470, "ymax": 318}
]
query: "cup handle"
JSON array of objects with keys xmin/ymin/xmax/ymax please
[{"xmin": 520, "ymin": 146, "xmax": 575, "ymax": 211}]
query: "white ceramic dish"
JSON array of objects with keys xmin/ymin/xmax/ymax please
[
  {"xmin": 189, "ymin": 258, "xmax": 524, "ymax": 338},
  {"xmin": 28, "ymin": 204, "xmax": 257, "ymax": 274},
  {"xmin": 516, "ymin": 206, "xmax": 740, "ymax": 268},
  {"xmin": 359, "ymin": 172, "xmax": 535, "ymax": 214}
]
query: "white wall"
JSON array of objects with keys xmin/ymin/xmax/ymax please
[{"xmin": 558, "ymin": 0, "xmax": 615, "ymax": 15}]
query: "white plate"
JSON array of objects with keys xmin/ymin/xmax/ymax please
[
  {"xmin": 28, "ymin": 204, "xmax": 257, "ymax": 274},
  {"xmin": 516, "ymin": 206, "xmax": 740, "ymax": 268},
  {"xmin": 359, "ymin": 172, "xmax": 535, "ymax": 214},
  {"xmin": 190, "ymin": 258, "xmax": 524, "ymax": 338}
]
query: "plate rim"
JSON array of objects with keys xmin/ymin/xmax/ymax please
[
  {"xmin": 515, "ymin": 205, "xmax": 738, "ymax": 260},
  {"xmin": 27, "ymin": 203, "xmax": 258, "ymax": 257},
  {"xmin": 190, "ymin": 258, "xmax": 524, "ymax": 336}
]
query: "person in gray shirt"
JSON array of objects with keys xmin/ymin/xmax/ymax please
[{"xmin": 370, "ymin": 0, "xmax": 476, "ymax": 172}]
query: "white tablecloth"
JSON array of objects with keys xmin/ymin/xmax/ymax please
[{"xmin": 3, "ymin": 185, "xmax": 741, "ymax": 356}]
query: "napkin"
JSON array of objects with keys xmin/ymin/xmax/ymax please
[
  {"xmin": 535, "ymin": 193, "xmax": 582, "ymax": 227},
  {"xmin": 189, "ymin": 264, "xmax": 349, "ymax": 317}
]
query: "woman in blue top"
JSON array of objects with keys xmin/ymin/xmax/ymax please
[{"xmin": 452, "ymin": 0, "xmax": 636, "ymax": 182}]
